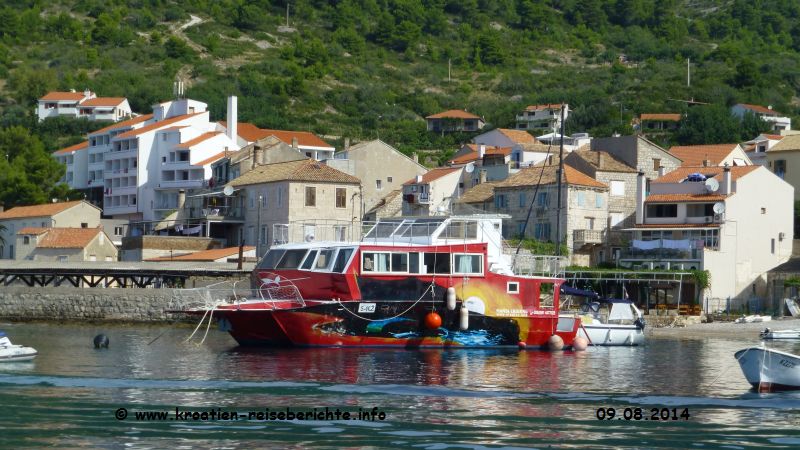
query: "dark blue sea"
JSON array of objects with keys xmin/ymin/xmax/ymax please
[{"xmin": 1, "ymin": 321, "xmax": 799, "ymax": 449}]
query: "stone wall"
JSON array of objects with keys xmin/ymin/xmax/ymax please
[{"xmin": 0, "ymin": 286, "xmax": 224, "ymax": 322}]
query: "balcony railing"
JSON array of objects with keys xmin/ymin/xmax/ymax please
[
  {"xmin": 573, "ymin": 229, "xmax": 604, "ymax": 247},
  {"xmin": 159, "ymin": 179, "xmax": 204, "ymax": 188},
  {"xmin": 619, "ymin": 247, "xmax": 703, "ymax": 261}
]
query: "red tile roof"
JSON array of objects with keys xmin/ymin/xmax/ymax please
[
  {"xmin": 426, "ymin": 109, "xmax": 482, "ymax": 120},
  {"xmin": 0, "ymin": 200, "xmax": 87, "ymax": 220},
  {"xmin": 39, "ymin": 91, "xmax": 87, "ymax": 101},
  {"xmin": 762, "ymin": 134, "xmax": 784, "ymax": 140},
  {"xmin": 230, "ymin": 159, "xmax": 360, "ymax": 186},
  {"xmin": 177, "ymin": 131, "xmax": 222, "ymax": 149},
  {"xmin": 497, "ymin": 165, "xmax": 607, "ymax": 189},
  {"xmin": 738, "ymin": 103, "xmax": 782, "ymax": 115},
  {"xmin": 194, "ymin": 150, "xmax": 228, "ymax": 167},
  {"xmin": 17, "ymin": 227, "xmax": 49, "ymax": 235},
  {"xmin": 668, "ymin": 144, "xmax": 740, "ymax": 167},
  {"xmin": 218, "ymin": 122, "xmax": 333, "ymax": 149},
  {"xmin": 89, "ymin": 114, "xmax": 153, "ymax": 136},
  {"xmin": 450, "ymin": 145, "xmax": 511, "ymax": 164},
  {"xmin": 652, "ymin": 165, "xmax": 760, "ymax": 184},
  {"xmin": 403, "ymin": 167, "xmax": 461, "ymax": 185},
  {"xmin": 115, "ymin": 112, "xmax": 205, "ymax": 139},
  {"xmin": 53, "ymin": 141, "xmax": 89, "ymax": 155},
  {"xmin": 640, "ymin": 113, "xmax": 682, "ymax": 121},
  {"xmin": 79, "ymin": 97, "xmax": 126, "ymax": 107},
  {"xmin": 31, "ymin": 227, "xmax": 103, "ymax": 249},
  {"xmin": 496, "ymin": 128, "xmax": 538, "ymax": 144},
  {"xmin": 524, "ymin": 103, "xmax": 565, "ymax": 111},
  {"xmin": 146, "ymin": 246, "xmax": 255, "ymax": 262},
  {"xmin": 645, "ymin": 194, "xmax": 728, "ymax": 203}
]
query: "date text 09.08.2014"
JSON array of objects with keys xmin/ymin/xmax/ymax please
[{"xmin": 596, "ymin": 407, "xmax": 690, "ymax": 421}]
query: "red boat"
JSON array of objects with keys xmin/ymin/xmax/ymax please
[{"xmin": 186, "ymin": 217, "xmax": 582, "ymax": 349}]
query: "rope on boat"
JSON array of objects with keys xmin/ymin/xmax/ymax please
[
  {"xmin": 705, "ymin": 346, "xmax": 754, "ymax": 389},
  {"xmin": 335, "ymin": 283, "xmax": 436, "ymax": 322}
]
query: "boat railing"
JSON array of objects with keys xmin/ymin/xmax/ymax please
[
  {"xmin": 510, "ymin": 254, "xmax": 567, "ymax": 278},
  {"xmin": 172, "ymin": 279, "xmax": 305, "ymax": 311}
]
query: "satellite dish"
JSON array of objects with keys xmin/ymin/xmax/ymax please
[
  {"xmin": 713, "ymin": 202, "xmax": 726, "ymax": 214},
  {"xmin": 465, "ymin": 163, "xmax": 475, "ymax": 173},
  {"xmin": 704, "ymin": 178, "xmax": 719, "ymax": 193},
  {"xmin": 223, "ymin": 185, "xmax": 234, "ymax": 196}
]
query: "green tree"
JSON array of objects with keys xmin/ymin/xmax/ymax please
[
  {"xmin": 739, "ymin": 111, "xmax": 772, "ymax": 140},
  {"xmin": 676, "ymin": 105, "xmax": 741, "ymax": 145},
  {"xmin": 0, "ymin": 127, "xmax": 68, "ymax": 208}
]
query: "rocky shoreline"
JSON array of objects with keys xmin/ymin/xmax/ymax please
[{"xmin": 650, "ymin": 317, "xmax": 800, "ymax": 338}]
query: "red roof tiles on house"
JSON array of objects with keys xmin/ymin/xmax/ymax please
[
  {"xmin": 53, "ymin": 141, "xmax": 89, "ymax": 155},
  {"xmin": 762, "ymin": 134, "xmax": 784, "ymax": 140},
  {"xmin": 644, "ymin": 194, "xmax": 728, "ymax": 203},
  {"xmin": 403, "ymin": 167, "xmax": 461, "ymax": 185},
  {"xmin": 426, "ymin": 109, "xmax": 482, "ymax": 120},
  {"xmin": 218, "ymin": 121, "xmax": 333, "ymax": 149},
  {"xmin": 0, "ymin": 200, "xmax": 86, "ymax": 220},
  {"xmin": 230, "ymin": 159, "xmax": 360, "ymax": 186},
  {"xmin": 450, "ymin": 145, "xmax": 512, "ymax": 164},
  {"xmin": 640, "ymin": 113, "xmax": 682, "ymax": 121},
  {"xmin": 29, "ymin": 227, "xmax": 103, "ymax": 249},
  {"xmin": 652, "ymin": 165, "xmax": 760, "ymax": 184},
  {"xmin": 79, "ymin": 97, "xmax": 126, "ymax": 107},
  {"xmin": 668, "ymin": 144, "xmax": 740, "ymax": 167},
  {"xmin": 524, "ymin": 103, "xmax": 565, "ymax": 111},
  {"xmin": 496, "ymin": 128, "xmax": 538, "ymax": 144},
  {"xmin": 739, "ymin": 103, "xmax": 782, "ymax": 115},
  {"xmin": 17, "ymin": 227, "xmax": 49, "ymax": 235},
  {"xmin": 497, "ymin": 165, "xmax": 607, "ymax": 189},
  {"xmin": 39, "ymin": 91, "xmax": 87, "ymax": 101},
  {"xmin": 115, "ymin": 112, "xmax": 205, "ymax": 139}
]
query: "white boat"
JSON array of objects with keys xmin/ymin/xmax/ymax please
[
  {"xmin": 760, "ymin": 328, "xmax": 800, "ymax": 339},
  {"xmin": 735, "ymin": 315, "xmax": 772, "ymax": 323},
  {"xmin": 0, "ymin": 331, "xmax": 37, "ymax": 362},
  {"xmin": 786, "ymin": 298, "xmax": 800, "ymax": 317},
  {"xmin": 735, "ymin": 346, "xmax": 800, "ymax": 391},
  {"xmin": 561, "ymin": 287, "xmax": 645, "ymax": 346}
]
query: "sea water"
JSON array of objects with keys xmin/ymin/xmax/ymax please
[{"xmin": 1, "ymin": 321, "xmax": 799, "ymax": 449}]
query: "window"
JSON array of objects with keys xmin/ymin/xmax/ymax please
[
  {"xmin": 376, "ymin": 179, "xmax": 382, "ymax": 190},
  {"xmin": 494, "ymin": 194, "xmax": 507, "ymax": 209},
  {"xmin": 334, "ymin": 225, "xmax": 347, "ymax": 241},
  {"xmin": 761, "ymin": 207, "xmax": 767, "ymax": 214},
  {"xmin": 335, "ymin": 188, "xmax": 346, "ymax": 208},
  {"xmin": 453, "ymin": 254, "xmax": 482, "ymax": 274},
  {"xmin": 507, "ymin": 282, "xmax": 519, "ymax": 294},
  {"xmin": 315, "ymin": 249, "xmax": 335, "ymax": 270},
  {"xmin": 519, "ymin": 192, "xmax": 526, "ymax": 208},
  {"xmin": 391, "ymin": 253, "xmax": 408, "ymax": 272},
  {"xmin": 610, "ymin": 180, "xmax": 625, "ymax": 196},
  {"xmin": 261, "ymin": 193, "xmax": 267, "ymax": 208},
  {"xmin": 646, "ymin": 204, "xmax": 678, "ymax": 218},
  {"xmin": 610, "ymin": 212, "xmax": 624, "ymax": 228},
  {"xmin": 258, "ymin": 249, "xmax": 286, "ymax": 269},
  {"xmin": 423, "ymin": 252, "xmax": 451, "ymax": 274},
  {"xmin": 57, "ymin": 255, "xmax": 67, "ymax": 262},
  {"xmin": 362, "ymin": 252, "xmax": 389, "ymax": 272},
  {"xmin": 612, "ymin": 248, "xmax": 621, "ymax": 260},
  {"xmin": 333, "ymin": 248, "xmax": 355, "ymax": 272},
  {"xmin": 586, "ymin": 217, "xmax": 595, "ymax": 229},
  {"xmin": 775, "ymin": 159, "xmax": 786, "ymax": 179},
  {"xmin": 409, "ymin": 252, "xmax": 420, "ymax": 273},
  {"xmin": 23, "ymin": 236, "xmax": 30, "ymax": 245},
  {"xmin": 249, "ymin": 193, "xmax": 255, "ymax": 209},
  {"xmin": 276, "ymin": 249, "xmax": 308, "ymax": 269},
  {"xmin": 534, "ymin": 222, "xmax": 551, "ymax": 240},
  {"xmin": 517, "ymin": 221, "xmax": 526, "ymax": 236},
  {"xmin": 595, "ymin": 194, "xmax": 603, "ymax": 208},
  {"xmin": 387, "ymin": 176, "xmax": 393, "ymax": 183},
  {"xmin": 653, "ymin": 159, "xmax": 661, "ymax": 171},
  {"xmin": 301, "ymin": 250, "xmax": 318, "ymax": 270},
  {"xmin": 772, "ymin": 238, "xmax": 776, "ymax": 254},
  {"xmin": 576, "ymin": 192, "xmax": 585, "ymax": 207},
  {"xmin": 305, "ymin": 186, "xmax": 316, "ymax": 207},
  {"xmin": 537, "ymin": 192, "xmax": 549, "ymax": 206},
  {"xmin": 687, "ymin": 204, "xmax": 714, "ymax": 217},
  {"xmin": 81, "ymin": 222, "xmax": 88, "ymax": 228}
]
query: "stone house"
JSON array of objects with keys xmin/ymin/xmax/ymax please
[
  {"xmin": 0, "ymin": 200, "xmax": 102, "ymax": 260},
  {"xmin": 364, "ymin": 190, "xmax": 403, "ymax": 221},
  {"xmin": 766, "ymin": 134, "xmax": 800, "ymax": 200},
  {"xmin": 425, "ymin": 109, "xmax": 485, "ymax": 133},
  {"xmin": 590, "ymin": 135, "xmax": 682, "ymax": 184},
  {"xmin": 229, "ymin": 159, "xmax": 362, "ymax": 255},
  {"xmin": 401, "ymin": 167, "xmax": 464, "ymax": 216},
  {"xmin": 330, "ymin": 139, "xmax": 427, "ymax": 215},
  {"xmin": 15, "ymin": 227, "xmax": 118, "ymax": 262},
  {"xmin": 492, "ymin": 165, "xmax": 609, "ymax": 266},
  {"xmin": 564, "ymin": 149, "xmax": 640, "ymax": 264},
  {"xmin": 668, "ymin": 144, "xmax": 752, "ymax": 167}
]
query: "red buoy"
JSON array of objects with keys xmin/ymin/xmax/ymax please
[{"xmin": 424, "ymin": 312, "xmax": 442, "ymax": 330}]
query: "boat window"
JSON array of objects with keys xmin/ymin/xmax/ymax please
[
  {"xmin": 315, "ymin": 249, "xmax": 336, "ymax": 270},
  {"xmin": 332, "ymin": 248, "xmax": 355, "ymax": 273},
  {"xmin": 276, "ymin": 249, "xmax": 308, "ymax": 269},
  {"xmin": 301, "ymin": 250, "xmax": 318, "ymax": 270},
  {"xmin": 257, "ymin": 249, "xmax": 285, "ymax": 269},
  {"xmin": 409, "ymin": 252, "xmax": 420, "ymax": 273},
  {"xmin": 362, "ymin": 252, "xmax": 390, "ymax": 272},
  {"xmin": 442, "ymin": 220, "xmax": 478, "ymax": 239},
  {"xmin": 391, "ymin": 253, "xmax": 408, "ymax": 272},
  {"xmin": 423, "ymin": 253, "xmax": 451, "ymax": 274},
  {"xmin": 453, "ymin": 254, "xmax": 482, "ymax": 274},
  {"xmin": 507, "ymin": 282, "xmax": 519, "ymax": 294}
]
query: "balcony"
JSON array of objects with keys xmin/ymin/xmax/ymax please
[
  {"xmin": 573, "ymin": 229, "xmax": 604, "ymax": 247},
  {"xmin": 158, "ymin": 179, "xmax": 204, "ymax": 188},
  {"xmin": 620, "ymin": 247, "xmax": 702, "ymax": 261},
  {"xmin": 417, "ymin": 192, "xmax": 430, "ymax": 204}
]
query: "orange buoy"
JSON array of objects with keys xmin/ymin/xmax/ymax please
[
  {"xmin": 518, "ymin": 341, "xmax": 527, "ymax": 350},
  {"xmin": 572, "ymin": 336, "xmax": 589, "ymax": 351},
  {"xmin": 424, "ymin": 312, "xmax": 442, "ymax": 330}
]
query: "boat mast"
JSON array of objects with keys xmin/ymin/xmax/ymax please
[{"xmin": 554, "ymin": 105, "xmax": 565, "ymax": 256}]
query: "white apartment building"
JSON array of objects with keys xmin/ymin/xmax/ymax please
[
  {"xmin": 37, "ymin": 90, "xmax": 133, "ymax": 122},
  {"xmin": 731, "ymin": 103, "xmax": 792, "ymax": 132},
  {"xmin": 515, "ymin": 103, "xmax": 569, "ymax": 131},
  {"xmin": 620, "ymin": 166, "xmax": 793, "ymax": 304}
]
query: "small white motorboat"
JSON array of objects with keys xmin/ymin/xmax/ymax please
[
  {"xmin": 786, "ymin": 298, "xmax": 800, "ymax": 317},
  {"xmin": 735, "ymin": 346, "xmax": 800, "ymax": 391},
  {"xmin": 561, "ymin": 287, "xmax": 645, "ymax": 346},
  {"xmin": 0, "ymin": 331, "xmax": 37, "ymax": 362},
  {"xmin": 760, "ymin": 328, "xmax": 800, "ymax": 339}
]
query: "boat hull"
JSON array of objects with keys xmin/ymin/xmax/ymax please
[
  {"xmin": 760, "ymin": 329, "xmax": 800, "ymax": 340},
  {"xmin": 579, "ymin": 324, "xmax": 645, "ymax": 346},
  {"xmin": 211, "ymin": 301, "xmax": 580, "ymax": 349},
  {"xmin": 735, "ymin": 347, "xmax": 800, "ymax": 391},
  {"xmin": 0, "ymin": 347, "xmax": 38, "ymax": 362}
]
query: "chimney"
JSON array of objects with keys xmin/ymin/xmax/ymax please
[
  {"xmin": 479, "ymin": 169, "xmax": 487, "ymax": 184},
  {"xmin": 178, "ymin": 189, "xmax": 186, "ymax": 210},
  {"xmin": 635, "ymin": 171, "xmax": 646, "ymax": 224},
  {"xmin": 703, "ymin": 156, "xmax": 711, "ymax": 167},
  {"xmin": 344, "ymin": 137, "xmax": 350, "ymax": 152},
  {"xmin": 226, "ymin": 96, "xmax": 238, "ymax": 143},
  {"xmin": 252, "ymin": 146, "xmax": 262, "ymax": 169},
  {"xmin": 291, "ymin": 137, "xmax": 298, "ymax": 149},
  {"xmin": 658, "ymin": 165, "xmax": 666, "ymax": 177},
  {"xmin": 598, "ymin": 152, "xmax": 605, "ymax": 167},
  {"xmin": 415, "ymin": 175, "xmax": 423, "ymax": 183},
  {"xmin": 478, "ymin": 144, "xmax": 486, "ymax": 158},
  {"xmin": 413, "ymin": 153, "xmax": 419, "ymax": 163},
  {"xmin": 721, "ymin": 165, "xmax": 732, "ymax": 195}
]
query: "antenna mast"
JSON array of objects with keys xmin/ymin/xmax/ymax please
[{"xmin": 555, "ymin": 105, "xmax": 565, "ymax": 256}]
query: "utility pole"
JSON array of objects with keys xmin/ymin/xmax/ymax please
[
  {"xmin": 554, "ymin": 105, "xmax": 566, "ymax": 257},
  {"xmin": 256, "ymin": 194, "xmax": 263, "ymax": 256},
  {"xmin": 448, "ymin": 58, "xmax": 451, "ymax": 82},
  {"xmin": 687, "ymin": 58, "xmax": 690, "ymax": 87},
  {"xmin": 286, "ymin": 3, "xmax": 290, "ymax": 27}
]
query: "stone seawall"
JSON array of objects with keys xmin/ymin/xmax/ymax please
[{"xmin": 0, "ymin": 286, "xmax": 210, "ymax": 322}]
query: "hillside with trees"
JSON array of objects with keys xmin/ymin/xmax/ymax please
[{"xmin": 0, "ymin": 0, "xmax": 799, "ymax": 205}]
